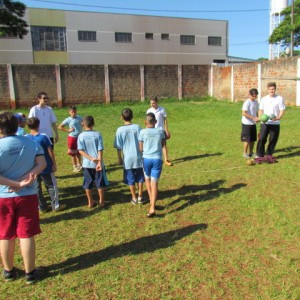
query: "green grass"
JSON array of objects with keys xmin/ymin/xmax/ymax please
[{"xmin": 2, "ymin": 98, "xmax": 300, "ymax": 299}]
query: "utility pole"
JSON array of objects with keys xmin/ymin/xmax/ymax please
[{"xmin": 291, "ymin": 0, "xmax": 294, "ymax": 57}]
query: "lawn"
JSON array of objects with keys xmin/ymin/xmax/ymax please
[{"xmin": 1, "ymin": 98, "xmax": 300, "ymax": 299}]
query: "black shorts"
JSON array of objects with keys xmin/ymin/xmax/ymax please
[{"xmin": 241, "ymin": 124, "xmax": 257, "ymax": 142}]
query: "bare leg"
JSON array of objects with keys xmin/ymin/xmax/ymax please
[
  {"xmin": 243, "ymin": 142, "xmax": 249, "ymax": 155},
  {"xmin": 97, "ymin": 188, "xmax": 105, "ymax": 207},
  {"xmin": 19, "ymin": 237, "xmax": 35, "ymax": 273},
  {"xmin": 163, "ymin": 145, "xmax": 172, "ymax": 165},
  {"xmin": 75, "ymin": 154, "xmax": 81, "ymax": 166},
  {"xmin": 149, "ymin": 180, "xmax": 158, "ymax": 214},
  {"xmin": 129, "ymin": 185, "xmax": 136, "ymax": 200},
  {"xmin": 0, "ymin": 239, "xmax": 15, "ymax": 271},
  {"xmin": 85, "ymin": 189, "xmax": 95, "ymax": 207},
  {"xmin": 145, "ymin": 178, "xmax": 151, "ymax": 202},
  {"xmin": 138, "ymin": 182, "xmax": 143, "ymax": 198}
]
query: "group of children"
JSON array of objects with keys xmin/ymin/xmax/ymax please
[{"xmin": 241, "ymin": 82, "xmax": 286, "ymax": 163}]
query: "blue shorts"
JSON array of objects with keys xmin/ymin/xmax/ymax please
[
  {"xmin": 123, "ymin": 168, "xmax": 145, "ymax": 186},
  {"xmin": 83, "ymin": 168, "xmax": 108, "ymax": 189},
  {"xmin": 143, "ymin": 158, "xmax": 163, "ymax": 181}
]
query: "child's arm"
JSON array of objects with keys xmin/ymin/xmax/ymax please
[
  {"xmin": 96, "ymin": 150, "xmax": 103, "ymax": 171},
  {"xmin": 52, "ymin": 122, "xmax": 59, "ymax": 143},
  {"xmin": 0, "ymin": 174, "xmax": 36, "ymax": 188},
  {"xmin": 79, "ymin": 150, "xmax": 100, "ymax": 165},
  {"xmin": 139, "ymin": 141, "xmax": 143, "ymax": 153},
  {"xmin": 242, "ymin": 111, "xmax": 259, "ymax": 123},
  {"xmin": 58, "ymin": 122, "xmax": 74, "ymax": 133},
  {"xmin": 117, "ymin": 150, "xmax": 123, "ymax": 165},
  {"xmin": 47, "ymin": 146, "xmax": 57, "ymax": 173}
]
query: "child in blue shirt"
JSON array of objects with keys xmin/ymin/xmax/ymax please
[
  {"xmin": 58, "ymin": 106, "xmax": 83, "ymax": 172},
  {"xmin": 114, "ymin": 108, "xmax": 145, "ymax": 205},
  {"xmin": 139, "ymin": 112, "xmax": 166, "ymax": 217},
  {"xmin": 78, "ymin": 116, "xmax": 108, "ymax": 208}
]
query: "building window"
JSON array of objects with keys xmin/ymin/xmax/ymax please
[
  {"xmin": 31, "ymin": 26, "xmax": 67, "ymax": 51},
  {"xmin": 208, "ymin": 36, "xmax": 222, "ymax": 46},
  {"xmin": 145, "ymin": 33, "xmax": 153, "ymax": 40},
  {"xmin": 78, "ymin": 31, "xmax": 96, "ymax": 41},
  {"xmin": 180, "ymin": 35, "xmax": 195, "ymax": 45},
  {"xmin": 115, "ymin": 32, "xmax": 132, "ymax": 43},
  {"xmin": 161, "ymin": 33, "xmax": 169, "ymax": 40}
]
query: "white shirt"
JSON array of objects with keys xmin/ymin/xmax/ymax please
[
  {"xmin": 146, "ymin": 106, "xmax": 167, "ymax": 130},
  {"xmin": 241, "ymin": 99, "xmax": 258, "ymax": 125},
  {"xmin": 259, "ymin": 94, "xmax": 285, "ymax": 125}
]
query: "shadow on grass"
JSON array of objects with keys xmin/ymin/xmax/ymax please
[
  {"xmin": 275, "ymin": 146, "xmax": 300, "ymax": 159},
  {"xmin": 157, "ymin": 180, "xmax": 247, "ymax": 216},
  {"xmin": 172, "ymin": 152, "xmax": 223, "ymax": 164},
  {"xmin": 45, "ymin": 223, "xmax": 207, "ymax": 277}
]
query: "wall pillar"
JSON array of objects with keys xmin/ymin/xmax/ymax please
[
  {"xmin": 55, "ymin": 64, "xmax": 63, "ymax": 108},
  {"xmin": 209, "ymin": 64, "xmax": 214, "ymax": 97},
  {"xmin": 297, "ymin": 59, "xmax": 300, "ymax": 106},
  {"xmin": 178, "ymin": 65, "xmax": 182, "ymax": 100},
  {"xmin": 104, "ymin": 64, "xmax": 110, "ymax": 104},
  {"xmin": 140, "ymin": 65, "xmax": 145, "ymax": 102},
  {"xmin": 7, "ymin": 64, "xmax": 16, "ymax": 109},
  {"xmin": 231, "ymin": 65, "xmax": 234, "ymax": 102},
  {"xmin": 257, "ymin": 63, "xmax": 262, "ymax": 103}
]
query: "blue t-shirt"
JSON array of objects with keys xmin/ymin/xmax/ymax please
[
  {"xmin": 61, "ymin": 116, "xmax": 83, "ymax": 137},
  {"xmin": 16, "ymin": 127, "xmax": 26, "ymax": 136},
  {"xmin": 114, "ymin": 124, "xmax": 143, "ymax": 169},
  {"xmin": 77, "ymin": 130, "xmax": 104, "ymax": 169},
  {"xmin": 26, "ymin": 133, "xmax": 53, "ymax": 174},
  {"xmin": 138, "ymin": 128, "xmax": 165, "ymax": 159},
  {"xmin": 0, "ymin": 135, "xmax": 44, "ymax": 198}
]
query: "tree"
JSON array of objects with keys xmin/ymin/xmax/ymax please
[
  {"xmin": 0, "ymin": 0, "xmax": 28, "ymax": 38},
  {"xmin": 269, "ymin": 0, "xmax": 300, "ymax": 47}
]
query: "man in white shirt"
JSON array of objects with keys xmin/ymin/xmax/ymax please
[
  {"xmin": 256, "ymin": 82, "xmax": 285, "ymax": 161},
  {"xmin": 28, "ymin": 92, "xmax": 59, "ymax": 147}
]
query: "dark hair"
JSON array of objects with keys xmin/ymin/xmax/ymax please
[
  {"xmin": 151, "ymin": 96, "xmax": 158, "ymax": 102},
  {"xmin": 83, "ymin": 116, "xmax": 95, "ymax": 128},
  {"xmin": 145, "ymin": 112, "xmax": 156, "ymax": 124},
  {"xmin": 26, "ymin": 117, "xmax": 40, "ymax": 130},
  {"xmin": 121, "ymin": 108, "xmax": 133, "ymax": 121},
  {"xmin": 249, "ymin": 88, "xmax": 258, "ymax": 96},
  {"xmin": 267, "ymin": 82, "xmax": 276, "ymax": 89},
  {"xmin": 0, "ymin": 111, "xmax": 18, "ymax": 135},
  {"xmin": 69, "ymin": 105, "xmax": 77, "ymax": 111},
  {"xmin": 37, "ymin": 91, "xmax": 48, "ymax": 99}
]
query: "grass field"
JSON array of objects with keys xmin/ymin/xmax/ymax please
[{"xmin": 1, "ymin": 98, "xmax": 300, "ymax": 299}]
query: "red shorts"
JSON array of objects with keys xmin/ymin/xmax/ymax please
[
  {"xmin": 0, "ymin": 194, "xmax": 41, "ymax": 239},
  {"xmin": 67, "ymin": 136, "xmax": 79, "ymax": 156}
]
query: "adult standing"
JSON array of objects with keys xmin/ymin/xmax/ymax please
[
  {"xmin": 256, "ymin": 82, "xmax": 286, "ymax": 162},
  {"xmin": 28, "ymin": 92, "xmax": 59, "ymax": 146},
  {"xmin": 0, "ymin": 112, "xmax": 46, "ymax": 284},
  {"xmin": 146, "ymin": 96, "xmax": 172, "ymax": 166}
]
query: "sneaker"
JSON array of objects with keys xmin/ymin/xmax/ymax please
[
  {"xmin": 53, "ymin": 204, "xmax": 67, "ymax": 212},
  {"xmin": 25, "ymin": 268, "xmax": 43, "ymax": 285},
  {"xmin": 76, "ymin": 164, "xmax": 83, "ymax": 171},
  {"xmin": 242, "ymin": 153, "xmax": 250, "ymax": 159},
  {"xmin": 3, "ymin": 268, "xmax": 16, "ymax": 282},
  {"xmin": 39, "ymin": 205, "xmax": 51, "ymax": 214},
  {"xmin": 73, "ymin": 166, "xmax": 80, "ymax": 173},
  {"xmin": 131, "ymin": 198, "xmax": 138, "ymax": 205},
  {"xmin": 165, "ymin": 160, "xmax": 173, "ymax": 166},
  {"xmin": 137, "ymin": 196, "xmax": 147, "ymax": 204}
]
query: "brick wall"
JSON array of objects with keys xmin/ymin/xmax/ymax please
[
  {"xmin": 0, "ymin": 65, "xmax": 10, "ymax": 109},
  {"xmin": 182, "ymin": 65, "xmax": 209, "ymax": 98},
  {"xmin": 213, "ymin": 65, "xmax": 231, "ymax": 100},
  {"xmin": 61, "ymin": 65, "xmax": 105, "ymax": 105},
  {"xmin": 144, "ymin": 65, "xmax": 178, "ymax": 99}
]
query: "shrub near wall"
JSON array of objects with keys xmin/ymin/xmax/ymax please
[
  {"xmin": 145, "ymin": 65, "xmax": 178, "ymax": 99},
  {"xmin": 0, "ymin": 65, "xmax": 10, "ymax": 109},
  {"xmin": 61, "ymin": 65, "xmax": 105, "ymax": 105},
  {"xmin": 14, "ymin": 65, "xmax": 57, "ymax": 107},
  {"xmin": 182, "ymin": 65, "xmax": 209, "ymax": 98},
  {"xmin": 109, "ymin": 65, "xmax": 140, "ymax": 102}
]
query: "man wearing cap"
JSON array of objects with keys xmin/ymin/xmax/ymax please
[{"xmin": 14, "ymin": 113, "xmax": 27, "ymax": 136}]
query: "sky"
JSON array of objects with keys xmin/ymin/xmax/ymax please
[{"xmin": 20, "ymin": 0, "xmax": 293, "ymax": 60}]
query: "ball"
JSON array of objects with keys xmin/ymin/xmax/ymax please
[
  {"xmin": 246, "ymin": 159, "xmax": 255, "ymax": 166},
  {"xmin": 269, "ymin": 114, "xmax": 276, "ymax": 120},
  {"xmin": 260, "ymin": 114, "xmax": 269, "ymax": 123}
]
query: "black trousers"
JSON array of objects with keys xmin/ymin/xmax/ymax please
[{"xmin": 256, "ymin": 124, "xmax": 280, "ymax": 157}]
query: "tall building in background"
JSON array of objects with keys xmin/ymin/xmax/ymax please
[{"xmin": 269, "ymin": 0, "xmax": 288, "ymax": 59}]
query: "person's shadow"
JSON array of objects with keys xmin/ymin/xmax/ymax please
[
  {"xmin": 274, "ymin": 146, "xmax": 300, "ymax": 159},
  {"xmin": 171, "ymin": 152, "xmax": 223, "ymax": 164},
  {"xmin": 45, "ymin": 223, "xmax": 208, "ymax": 278}
]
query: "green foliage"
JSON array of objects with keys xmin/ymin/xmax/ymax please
[
  {"xmin": 0, "ymin": 0, "xmax": 28, "ymax": 38},
  {"xmin": 269, "ymin": 0, "xmax": 300, "ymax": 46}
]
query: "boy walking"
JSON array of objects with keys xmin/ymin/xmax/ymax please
[
  {"xmin": 139, "ymin": 113, "xmax": 166, "ymax": 218},
  {"xmin": 0, "ymin": 112, "xmax": 46, "ymax": 284},
  {"xmin": 78, "ymin": 116, "xmax": 108, "ymax": 208},
  {"xmin": 256, "ymin": 82, "xmax": 286, "ymax": 162},
  {"xmin": 114, "ymin": 108, "xmax": 145, "ymax": 205},
  {"xmin": 241, "ymin": 88, "xmax": 259, "ymax": 159},
  {"xmin": 147, "ymin": 96, "xmax": 172, "ymax": 166},
  {"xmin": 58, "ymin": 106, "xmax": 83, "ymax": 172},
  {"xmin": 26, "ymin": 117, "xmax": 66, "ymax": 212}
]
